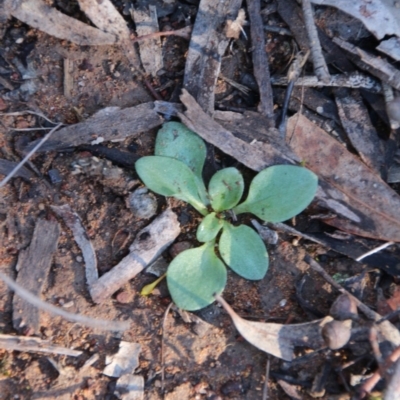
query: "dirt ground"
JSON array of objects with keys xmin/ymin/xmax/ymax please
[{"xmin": 1, "ymin": 1, "xmax": 400, "ymax": 399}]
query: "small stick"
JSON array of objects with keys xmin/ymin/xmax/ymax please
[
  {"xmin": 278, "ymin": 50, "xmax": 309, "ymax": 136},
  {"xmin": 304, "ymin": 255, "xmax": 379, "ymax": 321},
  {"xmin": 0, "ymin": 110, "xmax": 63, "ymax": 126},
  {"xmin": 271, "ymin": 72, "xmax": 382, "ymax": 92},
  {"xmin": 301, "ymin": 0, "xmax": 330, "ymax": 83},
  {"xmin": 262, "ymin": 356, "xmax": 271, "ymax": 400},
  {"xmin": 358, "ymin": 346, "xmax": 400, "ymax": 399},
  {"xmin": 161, "ymin": 302, "xmax": 173, "ymax": 393},
  {"xmin": 246, "ymin": 0, "xmax": 274, "ymax": 120},
  {"xmin": 89, "ymin": 209, "xmax": 180, "ymax": 303},
  {"xmin": 356, "ymin": 241, "xmax": 394, "ymax": 262},
  {"xmin": 0, "ymin": 333, "xmax": 82, "ymax": 357},
  {"xmin": 369, "ymin": 327, "xmax": 383, "ymax": 366},
  {"xmin": 0, "ymin": 123, "xmax": 62, "ymax": 188},
  {"xmin": 131, "ymin": 25, "xmax": 192, "ymax": 44},
  {"xmin": 0, "ymin": 272, "xmax": 129, "ymax": 331},
  {"xmin": 51, "ymin": 204, "xmax": 98, "ymax": 286}
]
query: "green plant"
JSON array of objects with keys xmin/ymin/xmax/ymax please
[{"xmin": 135, "ymin": 122, "xmax": 318, "ymax": 311}]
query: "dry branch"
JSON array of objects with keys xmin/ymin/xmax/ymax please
[{"xmin": 90, "ymin": 209, "xmax": 180, "ymax": 304}]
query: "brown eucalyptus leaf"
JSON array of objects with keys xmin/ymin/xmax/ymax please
[
  {"xmin": 287, "ymin": 113, "xmax": 400, "ymax": 242},
  {"xmin": 216, "ymin": 295, "xmax": 332, "ymax": 361}
]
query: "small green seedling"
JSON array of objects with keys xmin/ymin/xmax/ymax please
[{"xmin": 136, "ymin": 122, "xmax": 318, "ymax": 311}]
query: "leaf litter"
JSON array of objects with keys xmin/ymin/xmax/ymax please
[{"xmin": 1, "ymin": 0, "xmax": 400, "ymax": 398}]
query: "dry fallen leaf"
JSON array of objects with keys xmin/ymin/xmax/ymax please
[
  {"xmin": 310, "ymin": 0, "xmax": 400, "ymax": 40},
  {"xmin": 287, "ymin": 113, "xmax": 400, "ymax": 242},
  {"xmin": 216, "ymin": 294, "xmax": 332, "ymax": 361}
]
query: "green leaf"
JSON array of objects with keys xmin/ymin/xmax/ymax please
[
  {"xmin": 167, "ymin": 242, "xmax": 227, "ymax": 310},
  {"xmin": 219, "ymin": 223, "xmax": 269, "ymax": 280},
  {"xmin": 234, "ymin": 165, "xmax": 318, "ymax": 222},
  {"xmin": 209, "ymin": 167, "xmax": 244, "ymax": 212},
  {"xmin": 155, "ymin": 122, "xmax": 206, "ymax": 180},
  {"xmin": 135, "ymin": 156, "xmax": 208, "ymax": 215},
  {"xmin": 196, "ymin": 212, "xmax": 224, "ymax": 242},
  {"xmin": 155, "ymin": 122, "xmax": 209, "ymax": 205}
]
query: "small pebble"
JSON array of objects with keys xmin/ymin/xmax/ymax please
[
  {"xmin": 116, "ymin": 291, "xmax": 131, "ymax": 304},
  {"xmin": 76, "ymin": 256, "xmax": 83, "ymax": 262},
  {"xmin": 127, "ymin": 187, "xmax": 157, "ymax": 219},
  {"xmin": 48, "ymin": 168, "xmax": 62, "ymax": 184}
]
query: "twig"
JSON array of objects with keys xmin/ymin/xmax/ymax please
[
  {"xmin": 0, "ymin": 110, "xmax": 64, "ymax": 126},
  {"xmin": 0, "ymin": 123, "xmax": 62, "ymax": 188},
  {"xmin": 0, "ymin": 334, "xmax": 82, "ymax": 357},
  {"xmin": 161, "ymin": 302, "xmax": 173, "ymax": 393},
  {"xmin": 89, "ymin": 209, "xmax": 180, "ymax": 303},
  {"xmin": 304, "ymin": 255, "xmax": 379, "ymax": 321},
  {"xmin": 131, "ymin": 25, "xmax": 192, "ymax": 44},
  {"xmin": 262, "ymin": 356, "xmax": 271, "ymax": 400},
  {"xmin": 0, "ymin": 272, "xmax": 129, "ymax": 331},
  {"xmin": 246, "ymin": 0, "xmax": 274, "ymax": 120},
  {"xmin": 369, "ymin": 327, "xmax": 383, "ymax": 365},
  {"xmin": 271, "ymin": 72, "xmax": 382, "ymax": 92},
  {"xmin": 333, "ymin": 37, "xmax": 400, "ymax": 91},
  {"xmin": 356, "ymin": 241, "xmax": 394, "ymax": 262},
  {"xmin": 301, "ymin": 0, "xmax": 330, "ymax": 83},
  {"xmin": 278, "ymin": 50, "xmax": 309, "ymax": 136},
  {"xmin": 358, "ymin": 346, "xmax": 400, "ymax": 399},
  {"xmin": 51, "ymin": 204, "xmax": 98, "ymax": 286}
]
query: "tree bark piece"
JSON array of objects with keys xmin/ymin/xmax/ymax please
[
  {"xmin": 335, "ymin": 88, "xmax": 385, "ymax": 175},
  {"xmin": 13, "ymin": 219, "xmax": 60, "ymax": 333},
  {"xmin": 183, "ymin": 0, "xmax": 242, "ymax": 114},
  {"xmin": 246, "ymin": 0, "xmax": 274, "ymax": 121},
  {"xmin": 24, "ymin": 103, "xmax": 164, "ymax": 153},
  {"xmin": 90, "ymin": 209, "xmax": 180, "ymax": 304},
  {"xmin": 288, "ymin": 113, "xmax": 400, "ymax": 242},
  {"xmin": 131, "ymin": 5, "xmax": 163, "ymax": 76}
]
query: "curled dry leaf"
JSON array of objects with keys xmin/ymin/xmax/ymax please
[{"xmin": 216, "ymin": 295, "xmax": 332, "ymax": 361}]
